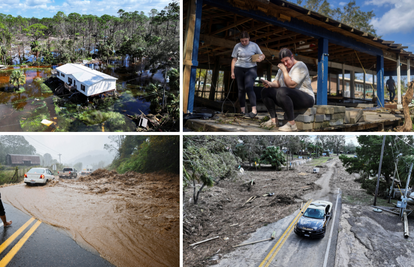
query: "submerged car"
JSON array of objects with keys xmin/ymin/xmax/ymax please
[
  {"xmin": 294, "ymin": 200, "xmax": 333, "ymax": 238},
  {"xmin": 24, "ymin": 168, "xmax": 55, "ymax": 185}
]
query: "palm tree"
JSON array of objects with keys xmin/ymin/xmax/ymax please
[{"xmin": 9, "ymin": 70, "xmax": 26, "ymax": 89}]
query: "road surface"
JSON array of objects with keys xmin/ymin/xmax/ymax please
[
  {"xmin": 214, "ymin": 158, "xmax": 342, "ymax": 267},
  {"xmin": 0, "ymin": 202, "xmax": 113, "ymax": 266}
]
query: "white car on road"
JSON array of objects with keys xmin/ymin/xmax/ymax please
[{"xmin": 24, "ymin": 168, "xmax": 55, "ymax": 185}]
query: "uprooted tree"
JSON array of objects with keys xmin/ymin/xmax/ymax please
[{"xmin": 183, "ymin": 136, "xmax": 240, "ymax": 204}]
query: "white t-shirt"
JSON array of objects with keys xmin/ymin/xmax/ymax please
[
  {"xmin": 231, "ymin": 41, "xmax": 263, "ymax": 68},
  {"xmin": 275, "ymin": 61, "xmax": 314, "ymax": 99}
]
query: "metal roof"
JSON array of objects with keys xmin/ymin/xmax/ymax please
[{"xmin": 56, "ymin": 64, "xmax": 117, "ymax": 86}]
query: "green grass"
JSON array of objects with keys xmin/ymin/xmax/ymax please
[
  {"xmin": 310, "ymin": 157, "xmax": 331, "ymax": 166},
  {"xmin": 0, "ymin": 170, "xmax": 17, "ymax": 185},
  {"xmin": 40, "ymin": 83, "xmax": 53, "ymax": 93},
  {"xmin": 16, "ymin": 87, "xmax": 26, "ymax": 93}
]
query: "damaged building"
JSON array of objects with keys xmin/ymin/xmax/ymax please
[{"xmin": 183, "ymin": 0, "xmax": 414, "ymax": 131}]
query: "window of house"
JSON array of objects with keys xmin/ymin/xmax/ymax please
[
  {"xmin": 68, "ymin": 78, "xmax": 72, "ymax": 85},
  {"xmin": 57, "ymin": 71, "xmax": 60, "ymax": 76},
  {"xmin": 81, "ymin": 84, "xmax": 85, "ymax": 92},
  {"xmin": 62, "ymin": 73, "xmax": 65, "ymax": 77}
]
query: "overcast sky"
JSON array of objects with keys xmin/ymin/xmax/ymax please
[
  {"xmin": 22, "ymin": 135, "xmax": 116, "ymax": 163},
  {"xmin": 0, "ymin": 0, "xmax": 173, "ymax": 18}
]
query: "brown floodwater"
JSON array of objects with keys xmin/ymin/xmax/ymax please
[{"xmin": 1, "ymin": 171, "xmax": 179, "ymax": 267}]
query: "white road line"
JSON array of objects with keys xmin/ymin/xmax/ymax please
[{"xmin": 323, "ymin": 188, "xmax": 341, "ymax": 267}]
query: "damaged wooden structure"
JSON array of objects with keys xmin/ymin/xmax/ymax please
[
  {"xmin": 6, "ymin": 154, "xmax": 41, "ymax": 166},
  {"xmin": 183, "ymin": 0, "xmax": 414, "ymax": 124},
  {"xmin": 185, "ymin": 104, "xmax": 405, "ymax": 132}
]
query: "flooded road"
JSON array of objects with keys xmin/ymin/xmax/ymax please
[
  {"xmin": 0, "ymin": 170, "xmax": 179, "ymax": 267},
  {"xmin": 0, "ymin": 64, "xmax": 152, "ymax": 132}
]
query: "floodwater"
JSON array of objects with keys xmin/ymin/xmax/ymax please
[
  {"xmin": 1, "ymin": 171, "xmax": 179, "ymax": 267},
  {"xmin": 0, "ymin": 63, "xmax": 152, "ymax": 132}
]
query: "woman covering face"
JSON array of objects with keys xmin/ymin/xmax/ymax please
[
  {"xmin": 261, "ymin": 48, "xmax": 315, "ymax": 131},
  {"xmin": 231, "ymin": 31, "xmax": 265, "ymax": 118}
]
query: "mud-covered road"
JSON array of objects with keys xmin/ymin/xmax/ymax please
[
  {"xmin": 1, "ymin": 170, "xmax": 179, "ymax": 267},
  {"xmin": 183, "ymin": 158, "xmax": 330, "ymax": 266},
  {"xmin": 185, "ymin": 155, "xmax": 414, "ymax": 267},
  {"xmin": 212, "ymin": 158, "xmax": 341, "ymax": 267}
]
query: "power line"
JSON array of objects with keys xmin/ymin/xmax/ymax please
[{"xmin": 25, "ymin": 136, "xmax": 61, "ymax": 155}]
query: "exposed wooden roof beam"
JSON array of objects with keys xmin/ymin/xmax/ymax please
[
  {"xmin": 251, "ymin": 28, "xmax": 287, "ymax": 41},
  {"xmin": 257, "ymin": 32, "xmax": 300, "ymax": 46},
  {"xmin": 211, "ymin": 17, "xmax": 253, "ymax": 35}
]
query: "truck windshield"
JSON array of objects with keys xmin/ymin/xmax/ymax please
[
  {"xmin": 63, "ymin": 168, "xmax": 73, "ymax": 172},
  {"xmin": 303, "ymin": 208, "xmax": 324, "ymax": 219}
]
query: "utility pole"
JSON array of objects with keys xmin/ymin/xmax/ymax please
[
  {"xmin": 389, "ymin": 153, "xmax": 403, "ymax": 203},
  {"xmin": 58, "ymin": 154, "xmax": 62, "ymax": 164},
  {"xmin": 374, "ymin": 136, "xmax": 386, "ymax": 206}
]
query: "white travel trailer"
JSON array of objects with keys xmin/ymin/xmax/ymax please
[{"xmin": 55, "ymin": 64, "xmax": 117, "ymax": 97}]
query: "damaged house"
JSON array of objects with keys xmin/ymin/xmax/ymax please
[{"xmin": 56, "ymin": 64, "xmax": 118, "ymax": 97}]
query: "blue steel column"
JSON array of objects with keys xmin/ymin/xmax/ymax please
[
  {"xmin": 188, "ymin": 0, "xmax": 203, "ymax": 113},
  {"xmin": 376, "ymin": 55, "xmax": 384, "ymax": 107},
  {"xmin": 317, "ymin": 38, "xmax": 328, "ymax": 105}
]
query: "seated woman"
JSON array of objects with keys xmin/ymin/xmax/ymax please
[{"xmin": 261, "ymin": 48, "xmax": 314, "ymax": 131}]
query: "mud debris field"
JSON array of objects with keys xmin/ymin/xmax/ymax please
[
  {"xmin": 2, "ymin": 169, "xmax": 179, "ymax": 267},
  {"xmin": 183, "ymin": 162, "xmax": 327, "ymax": 267}
]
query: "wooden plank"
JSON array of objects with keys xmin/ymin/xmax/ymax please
[
  {"xmin": 211, "ymin": 17, "xmax": 252, "ymax": 35},
  {"xmin": 200, "ymin": 34, "xmax": 316, "ymax": 65},
  {"xmin": 183, "ymin": 0, "xmax": 197, "ymax": 113},
  {"xmin": 185, "ymin": 111, "xmax": 403, "ymax": 132}
]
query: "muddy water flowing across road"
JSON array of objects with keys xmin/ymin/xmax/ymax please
[{"xmin": 1, "ymin": 171, "xmax": 179, "ymax": 267}]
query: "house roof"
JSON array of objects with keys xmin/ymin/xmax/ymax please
[
  {"xmin": 56, "ymin": 64, "xmax": 117, "ymax": 86},
  {"xmin": 189, "ymin": 0, "xmax": 414, "ymax": 74}
]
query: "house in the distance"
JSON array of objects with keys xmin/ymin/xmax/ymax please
[
  {"xmin": 6, "ymin": 154, "xmax": 41, "ymax": 166},
  {"xmin": 55, "ymin": 64, "xmax": 117, "ymax": 97}
]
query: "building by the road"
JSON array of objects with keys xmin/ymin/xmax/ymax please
[{"xmin": 5, "ymin": 154, "xmax": 41, "ymax": 166}]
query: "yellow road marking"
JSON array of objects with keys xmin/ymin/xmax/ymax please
[
  {"xmin": 0, "ymin": 217, "xmax": 35, "ymax": 255},
  {"xmin": 259, "ymin": 199, "xmax": 313, "ymax": 267},
  {"xmin": 0, "ymin": 220, "xmax": 42, "ymax": 267}
]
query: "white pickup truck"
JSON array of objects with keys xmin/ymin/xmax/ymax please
[
  {"xmin": 80, "ymin": 168, "xmax": 93, "ymax": 175},
  {"xmin": 58, "ymin": 167, "xmax": 78, "ymax": 179}
]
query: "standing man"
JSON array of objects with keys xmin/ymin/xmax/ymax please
[{"xmin": 386, "ymin": 76, "xmax": 396, "ymax": 102}]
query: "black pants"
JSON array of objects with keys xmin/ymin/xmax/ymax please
[
  {"xmin": 261, "ymin": 87, "xmax": 314, "ymax": 121},
  {"xmin": 235, "ymin": 66, "xmax": 257, "ymax": 108},
  {"xmin": 0, "ymin": 199, "xmax": 5, "ymax": 216},
  {"xmin": 389, "ymin": 90, "xmax": 395, "ymax": 102}
]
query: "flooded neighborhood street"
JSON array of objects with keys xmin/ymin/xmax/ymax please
[
  {"xmin": 1, "ymin": 170, "xmax": 179, "ymax": 267},
  {"xmin": 0, "ymin": 64, "xmax": 152, "ymax": 132}
]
